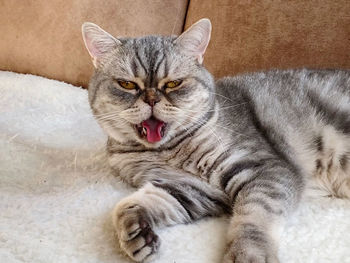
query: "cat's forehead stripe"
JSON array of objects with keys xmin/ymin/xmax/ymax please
[{"xmin": 131, "ymin": 37, "xmax": 169, "ymax": 88}]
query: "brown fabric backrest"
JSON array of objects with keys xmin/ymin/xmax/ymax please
[
  {"xmin": 185, "ymin": 0, "xmax": 350, "ymax": 78},
  {"xmin": 0, "ymin": 0, "xmax": 188, "ymax": 87}
]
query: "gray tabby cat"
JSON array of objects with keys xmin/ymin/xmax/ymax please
[{"xmin": 81, "ymin": 18, "xmax": 350, "ymax": 263}]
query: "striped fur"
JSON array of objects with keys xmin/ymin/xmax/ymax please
[{"xmin": 82, "ymin": 20, "xmax": 350, "ymax": 263}]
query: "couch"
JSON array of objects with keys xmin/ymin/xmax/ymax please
[
  {"xmin": 1, "ymin": 0, "xmax": 349, "ymax": 87},
  {"xmin": 1, "ymin": 2, "xmax": 350, "ymax": 263}
]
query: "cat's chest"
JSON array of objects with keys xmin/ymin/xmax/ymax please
[{"xmin": 109, "ymin": 128, "xmax": 231, "ymax": 184}]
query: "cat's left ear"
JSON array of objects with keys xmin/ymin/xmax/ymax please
[
  {"xmin": 175, "ymin": 18, "xmax": 211, "ymax": 64},
  {"xmin": 81, "ymin": 22, "xmax": 121, "ymax": 68}
]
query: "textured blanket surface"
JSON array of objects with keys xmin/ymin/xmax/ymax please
[{"xmin": 0, "ymin": 71, "xmax": 349, "ymax": 263}]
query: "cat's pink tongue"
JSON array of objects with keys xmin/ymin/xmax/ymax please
[{"xmin": 142, "ymin": 118, "xmax": 164, "ymax": 143}]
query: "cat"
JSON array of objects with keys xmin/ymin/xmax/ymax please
[{"xmin": 81, "ymin": 18, "xmax": 350, "ymax": 263}]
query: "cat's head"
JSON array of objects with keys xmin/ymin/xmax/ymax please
[{"xmin": 82, "ymin": 19, "xmax": 215, "ymax": 148}]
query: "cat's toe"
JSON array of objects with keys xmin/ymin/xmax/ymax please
[
  {"xmin": 223, "ymin": 240, "xmax": 279, "ymax": 263},
  {"xmin": 121, "ymin": 225, "xmax": 160, "ymax": 262},
  {"xmin": 224, "ymin": 253, "xmax": 279, "ymax": 263},
  {"xmin": 114, "ymin": 203, "xmax": 160, "ymax": 262}
]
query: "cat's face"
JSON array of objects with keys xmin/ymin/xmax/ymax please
[{"xmin": 82, "ymin": 19, "xmax": 214, "ymax": 148}]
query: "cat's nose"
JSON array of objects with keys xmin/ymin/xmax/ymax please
[{"xmin": 143, "ymin": 88, "xmax": 160, "ymax": 107}]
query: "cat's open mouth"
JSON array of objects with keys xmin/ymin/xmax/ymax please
[{"xmin": 135, "ymin": 116, "xmax": 166, "ymax": 143}]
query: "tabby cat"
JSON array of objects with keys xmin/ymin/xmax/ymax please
[{"xmin": 81, "ymin": 19, "xmax": 350, "ymax": 263}]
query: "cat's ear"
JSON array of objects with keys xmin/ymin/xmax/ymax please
[
  {"xmin": 175, "ymin": 18, "xmax": 211, "ymax": 64},
  {"xmin": 81, "ymin": 22, "xmax": 121, "ymax": 68}
]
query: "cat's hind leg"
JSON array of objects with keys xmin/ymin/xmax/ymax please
[
  {"xmin": 221, "ymin": 159, "xmax": 303, "ymax": 263},
  {"xmin": 113, "ymin": 176, "xmax": 230, "ymax": 262}
]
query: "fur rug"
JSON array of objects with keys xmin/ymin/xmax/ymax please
[{"xmin": 0, "ymin": 71, "xmax": 349, "ymax": 263}]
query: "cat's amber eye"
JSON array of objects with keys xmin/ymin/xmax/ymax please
[
  {"xmin": 117, "ymin": 80, "xmax": 138, "ymax": 90},
  {"xmin": 165, "ymin": 80, "xmax": 183, "ymax": 89}
]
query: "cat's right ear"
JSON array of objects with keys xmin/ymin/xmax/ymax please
[
  {"xmin": 81, "ymin": 22, "xmax": 121, "ymax": 68},
  {"xmin": 174, "ymin": 18, "xmax": 211, "ymax": 64}
]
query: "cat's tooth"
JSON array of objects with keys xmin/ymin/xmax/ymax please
[{"xmin": 142, "ymin": 127, "xmax": 147, "ymax": 136}]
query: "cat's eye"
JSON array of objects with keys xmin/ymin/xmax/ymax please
[
  {"xmin": 117, "ymin": 80, "xmax": 138, "ymax": 90},
  {"xmin": 165, "ymin": 80, "xmax": 183, "ymax": 89}
]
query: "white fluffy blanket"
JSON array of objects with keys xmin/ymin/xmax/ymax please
[{"xmin": 1, "ymin": 71, "xmax": 350, "ymax": 263}]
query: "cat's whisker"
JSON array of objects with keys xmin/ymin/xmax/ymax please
[
  {"xmin": 207, "ymin": 91, "xmax": 236, "ymax": 103},
  {"xmin": 176, "ymin": 108, "xmax": 249, "ymax": 139},
  {"xmin": 95, "ymin": 112, "xmax": 125, "ymax": 121},
  {"xmin": 171, "ymin": 117, "xmax": 227, "ymax": 156},
  {"xmin": 158, "ymin": 110, "xmax": 219, "ymax": 148},
  {"xmin": 156, "ymin": 109, "xmax": 192, "ymax": 135},
  {"xmin": 93, "ymin": 108, "xmax": 124, "ymax": 116},
  {"xmin": 96, "ymin": 116, "xmax": 129, "ymax": 127},
  {"xmin": 93, "ymin": 109, "xmax": 124, "ymax": 117},
  {"xmin": 95, "ymin": 112, "xmax": 120, "ymax": 118},
  {"xmin": 165, "ymin": 103, "xmax": 247, "ymax": 114},
  {"xmin": 95, "ymin": 116, "xmax": 119, "ymax": 122},
  {"xmin": 170, "ymin": 118, "xmax": 193, "ymax": 138},
  {"xmin": 97, "ymin": 115, "xmax": 121, "ymax": 122},
  {"xmin": 173, "ymin": 111, "xmax": 228, "ymax": 154}
]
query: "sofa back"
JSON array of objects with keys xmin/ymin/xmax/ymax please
[
  {"xmin": 0, "ymin": 0, "xmax": 188, "ymax": 87},
  {"xmin": 186, "ymin": 0, "xmax": 350, "ymax": 78},
  {"xmin": 0, "ymin": 0, "xmax": 349, "ymax": 87}
]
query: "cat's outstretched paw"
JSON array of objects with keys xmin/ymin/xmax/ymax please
[
  {"xmin": 223, "ymin": 234, "xmax": 279, "ymax": 263},
  {"xmin": 223, "ymin": 244, "xmax": 279, "ymax": 263},
  {"xmin": 113, "ymin": 203, "xmax": 160, "ymax": 262}
]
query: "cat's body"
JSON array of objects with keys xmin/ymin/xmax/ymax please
[
  {"xmin": 108, "ymin": 69, "xmax": 350, "ymax": 196},
  {"xmin": 82, "ymin": 19, "xmax": 350, "ymax": 263}
]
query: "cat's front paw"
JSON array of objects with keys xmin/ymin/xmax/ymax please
[
  {"xmin": 113, "ymin": 202, "xmax": 160, "ymax": 262},
  {"xmin": 223, "ymin": 227, "xmax": 279, "ymax": 263},
  {"xmin": 223, "ymin": 241, "xmax": 279, "ymax": 263}
]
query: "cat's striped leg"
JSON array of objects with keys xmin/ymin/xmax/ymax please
[
  {"xmin": 113, "ymin": 176, "xmax": 231, "ymax": 262},
  {"xmin": 221, "ymin": 160, "xmax": 303, "ymax": 263}
]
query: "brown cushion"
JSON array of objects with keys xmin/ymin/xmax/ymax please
[
  {"xmin": 0, "ymin": 0, "xmax": 188, "ymax": 87},
  {"xmin": 185, "ymin": 0, "xmax": 350, "ymax": 78}
]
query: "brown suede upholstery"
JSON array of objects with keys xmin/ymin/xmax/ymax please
[
  {"xmin": 185, "ymin": 0, "xmax": 350, "ymax": 78},
  {"xmin": 0, "ymin": 0, "xmax": 188, "ymax": 87}
]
